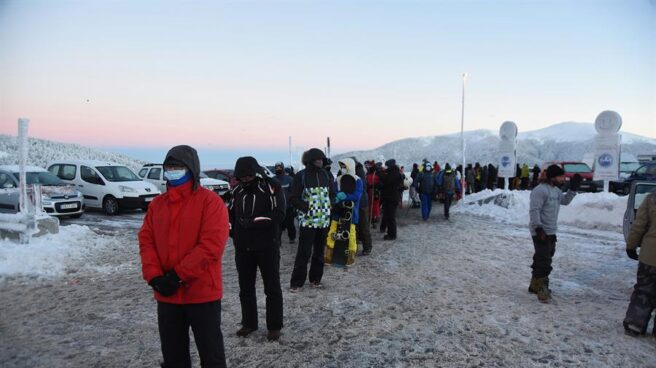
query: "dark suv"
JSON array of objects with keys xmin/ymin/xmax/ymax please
[{"xmin": 613, "ymin": 162, "xmax": 656, "ymax": 195}]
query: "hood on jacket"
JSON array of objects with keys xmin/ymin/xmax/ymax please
[
  {"xmin": 302, "ymin": 148, "xmax": 326, "ymax": 167},
  {"xmin": 234, "ymin": 156, "xmax": 261, "ymax": 179},
  {"xmin": 338, "ymin": 158, "xmax": 356, "ymax": 177},
  {"xmin": 163, "ymin": 145, "xmax": 201, "ymax": 190}
]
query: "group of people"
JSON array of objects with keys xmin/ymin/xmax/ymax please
[{"xmin": 137, "ymin": 145, "xmax": 656, "ymax": 367}]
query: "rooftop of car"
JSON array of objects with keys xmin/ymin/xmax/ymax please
[{"xmin": 49, "ymin": 160, "xmax": 123, "ymax": 166}]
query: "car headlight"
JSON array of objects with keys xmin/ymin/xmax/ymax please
[{"xmin": 119, "ymin": 185, "xmax": 136, "ymax": 193}]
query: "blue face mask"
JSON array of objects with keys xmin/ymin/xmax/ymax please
[{"xmin": 164, "ymin": 169, "xmax": 188, "ymax": 181}]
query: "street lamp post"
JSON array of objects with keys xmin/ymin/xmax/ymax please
[{"xmin": 460, "ymin": 73, "xmax": 468, "ymax": 202}]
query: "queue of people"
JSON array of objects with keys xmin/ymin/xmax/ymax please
[{"xmin": 137, "ymin": 146, "xmax": 655, "ymax": 367}]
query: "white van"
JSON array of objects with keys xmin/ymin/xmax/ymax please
[
  {"xmin": 47, "ymin": 160, "xmax": 160, "ymax": 215},
  {"xmin": 137, "ymin": 163, "xmax": 230, "ymax": 195}
]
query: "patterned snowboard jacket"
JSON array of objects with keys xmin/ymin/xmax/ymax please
[{"xmin": 290, "ymin": 166, "xmax": 335, "ymax": 228}]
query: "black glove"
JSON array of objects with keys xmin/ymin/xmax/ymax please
[
  {"xmin": 238, "ymin": 217, "xmax": 255, "ymax": 229},
  {"xmin": 569, "ymin": 174, "xmax": 582, "ymax": 192},
  {"xmin": 298, "ymin": 202, "xmax": 310, "ymax": 213},
  {"xmin": 149, "ymin": 273, "xmax": 179, "ymax": 297},
  {"xmin": 626, "ymin": 249, "xmax": 639, "ymax": 261},
  {"xmin": 535, "ymin": 227, "xmax": 547, "ymax": 242}
]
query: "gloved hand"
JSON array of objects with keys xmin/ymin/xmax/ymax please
[
  {"xmin": 569, "ymin": 174, "xmax": 582, "ymax": 192},
  {"xmin": 298, "ymin": 202, "xmax": 310, "ymax": 213},
  {"xmin": 238, "ymin": 217, "xmax": 255, "ymax": 229},
  {"xmin": 626, "ymin": 249, "xmax": 639, "ymax": 260},
  {"xmin": 535, "ymin": 227, "xmax": 547, "ymax": 242},
  {"xmin": 149, "ymin": 271, "xmax": 180, "ymax": 297},
  {"xmin": 336, "ymin": 192, "xmax": 347, "ymax": 202}
]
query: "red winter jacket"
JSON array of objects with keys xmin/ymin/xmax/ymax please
[{"xmin": 139, "ymin": 181, "xmax": 229, "ymax": 304}]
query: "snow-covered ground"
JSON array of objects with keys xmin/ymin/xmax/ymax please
[{"xmin": 0, "ymin": 193, "xmax": 654, "ymax": 367}]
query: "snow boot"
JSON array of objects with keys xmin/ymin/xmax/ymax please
[
  {"xmin": 536, "ymin": 277, "xmax": 551, "ymax": 302},
  {"xmin": 528, "ymin": 277, "xmax": 540, "ymax": 294},
  {"xmin": 623, "ymin": 321, "xmax": 642, "ymax": 337},
  {"xmin": 236, "ymin": 326, "xmax": 257, "ymax": 337},
  {"xmin": 267, "ymin": 330, "xmax": 281, "ymax": 341}
]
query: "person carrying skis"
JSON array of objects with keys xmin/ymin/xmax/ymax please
[
  {"xmin": 527, "ymin": 165, "xmax": 581, "ymax": 302},
  {"xmin": 623, "ymin": 191, "xmax": 656, "ymax": 337},
  {"xmin": 289, "ymin": 148, "xmax": 335, "ymax": 292},
  {"xmin": 274, "ymin": 162, "xmax": 296, "ymax": 244},
  {"xmin": 229, "ymin": 157, "xmax": 286, "ymax": 341},
  {"xmin": 436, "ymin": 163, "xmax": 461, "ymax": 219},
  {"xmin": 139, "ymin": 145, "xmax": 228, "ymax": 367},
  {"xmin": 415, "ymin": 162, "xmax": 437, "ymax": 221}
]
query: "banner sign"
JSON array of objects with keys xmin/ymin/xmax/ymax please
[{"xmin": 593, "ymin": 134, "xmax": 621, "ymax": 181}]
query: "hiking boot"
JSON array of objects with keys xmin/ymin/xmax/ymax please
[
  {"xmin": 528, "ymin": 277, "xmax": 540, "ymax": 294},
  {"xmin": 236, "ymin": 327, "xmax": 257, "ymax": 337},
  {"xmin": 535, "ymin": 277, "xmax": 551, "ymax": 302},
  {"xmin": 383, "ymin": 235, "xmax": 396, "ymax": 241},
  {"xmin": 289, "ymin": 286, "xmax": 301, "ymax": 293},
  {"xmin": 267, "ymin": 330, "xmax": 281, "ymax": 341},
  {"xmin": 623, "ymin": 322, "xmax": 642, "ymax": 337},
  {"xmin": 309, "ymin": 281, "xmax": 322, "ymax": 289}
]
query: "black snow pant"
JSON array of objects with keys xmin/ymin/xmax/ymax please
[
  {"xmin": 624, "ymin": 262, "xmax": 656, "ymax": 335},
  {"xmin": 381, "ymin": 201, "xmax": 398, "ymax": 238},
  {"xmin": 443, "ymin": 193, "xmax": 453, "ymax": 219},
  {"xmin": 279, "ymin": 207, "xmax": 296, "ymax": 242},
  {"xmin": 157, "ymin": 300, "xmax": 226, "ymax": 368},
  {"xmin": 530, "ymin": 234, "xmax": 557, "ymax": 278},
  {"xmin": 290, "ymin": 226, "xmax": 329, "ymax": 287},
  {"xmin": 358, "ymin": 206, "xmax": 372, "ymax": 253},
  {"xmin": 235, "ymin": 246, "xmax": 283, "ymax": 331}
]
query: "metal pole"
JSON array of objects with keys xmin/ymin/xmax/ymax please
[
  {"xmin": 461, "ymin": 73, "xmax": 467, "ymax": 201},
  {"xmin": 18, "ymin": 119, "xmax": 29, "ymax": 214}
]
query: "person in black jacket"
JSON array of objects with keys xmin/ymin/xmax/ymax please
[
  {"xmin": 380, "ymin": 159, "xmax": 403, "ymax": 240},
  {"xmin": 353, "ymin": 158, "xmax": 373, "ymax": 255},
  {"xmin": 229, "ymin": 156, "xmax": 286, "ymax": 341},
  {"xmin": 289, "ymin": 148, "xmax": 335, "ymax": 291}
]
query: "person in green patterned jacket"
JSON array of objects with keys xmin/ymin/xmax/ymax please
[
  {"xmin": 289, "ymin": 148, "xmax": 335, "ymax": 292},
  {"xmin": 623, "ymin": 191, "xmax": 656, "ymax": 337}
]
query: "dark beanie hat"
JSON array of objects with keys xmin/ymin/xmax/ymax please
[
  {"xmin": 385, "ymin": 159, "xmax": 396, "ymax": 167},
  {"xmin": 234, "ymin": 156, "xmax": 260, "ymax": 178},
  {"xmin": 546, "ymin": 164, "xmax": 565, "ymax": 179}
]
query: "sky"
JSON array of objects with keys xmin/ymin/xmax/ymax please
[{"xmin": 0, "ymin": 0, "xmax": 654, "ymax": 166}]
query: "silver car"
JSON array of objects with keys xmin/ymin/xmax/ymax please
[
  {"xmin": 623, "ymin": 180, "xmax": 656, "ymax": 242},
  {"xmin": 0, "ymin": 165, "xmax": 85, "ymax": 218}
]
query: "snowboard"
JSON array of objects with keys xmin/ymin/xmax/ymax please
[{"xmin": 325, "ymin": 175, "xmax": 357, "ymax": 267}]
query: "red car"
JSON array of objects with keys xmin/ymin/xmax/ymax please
[
  {"xmin": 541, "ymin": 161, "xmax": 601, "ymax": 192},
  {"xmin": 203, "ymin": 169, "xmax": 238, "ymax": 189}
]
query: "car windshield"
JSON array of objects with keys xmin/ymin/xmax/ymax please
[
  {"xmin": 563, "ymin": 163, "xmax": 591, "ymax": 173},
  {"xmin": 620, "ymin": 162, "xmax": 640, "ymax": 173},
  {"xmin": 13, "ymin": 171, "xmax": 64, "ymax": 185},
  {"xmin": 96, "ymin": 166, "xmax": 141, "ymax": 182}
]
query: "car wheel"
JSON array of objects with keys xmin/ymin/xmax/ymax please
[{"xmin": 103, "ymin": 196, "xmax": 119, "ymax": 216}]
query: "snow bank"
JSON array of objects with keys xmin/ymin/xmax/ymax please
[
  {"xmin": 454, "ymin": 189, "xmax": 627, "ymax": 232},
  {"xmin": 0, "ymin": 225, "xmax": 109, "ymax": 277}
]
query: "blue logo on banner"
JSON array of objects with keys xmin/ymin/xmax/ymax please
[
  {"xmin": 598, "ymin": 153, "xmax": 613, "ymax": 168},
  {"xmin": 501, "ymin": 156, "xmax": 510, "ymax": 167}
]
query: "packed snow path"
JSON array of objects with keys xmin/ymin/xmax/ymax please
[{"xmin": 0, "ymin": 207, "xmax": 654, "ymax": 367}]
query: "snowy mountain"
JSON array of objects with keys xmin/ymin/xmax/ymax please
[
  {"xmin": 0, "ymin": 135, "xmax": 145, "ymax": 171},
  {"xmin": 335, "ymin": 122, "xmax": 656, "ymax": 168}
]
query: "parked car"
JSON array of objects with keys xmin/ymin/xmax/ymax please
[
  {"xmin": 623, "ymin": 180, "xmax": 656, "ymax": 243},
  {"xmin": 541, "ymin": 161, "xmax": 601, "ymax": 192},
  {"xmin": 0, "ymin": 165, "xmax": 85, "ymax": 218},
  {"xmin": 48, "ymin": 160, "xmax": 160, "ymax": 215},
  {"xmin": 138, "ymin": 164, "xmax": 230, "ymax": 195},
  {"xmin": 611, "ymin": 162, "xmax": 656, "ymax": 195},
  {"xmin": 203, "ymin": 169, "xmax": 238, "ymax": 189}
]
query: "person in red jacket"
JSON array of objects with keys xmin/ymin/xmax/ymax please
[{"xmin": 139, "ymin": 145, "xmax": 229, "ymax": 368}]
